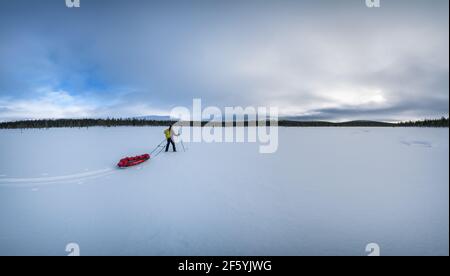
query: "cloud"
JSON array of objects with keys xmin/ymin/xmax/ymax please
[
  {"xmin": 0, "ymin": 87, "xmax": 169, "ymax": 121},
  {"xmin": 0, "ymin": 0, "xmax": 448, "ymax": 121},
  {"xmin": 0, "ymin": 88, "xmax": 95, "ymax": 120}
]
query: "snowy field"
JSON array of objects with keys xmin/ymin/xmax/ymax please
[{"xmin": 0, "ymin": 127, "xmax": 448, "ymax": 256}]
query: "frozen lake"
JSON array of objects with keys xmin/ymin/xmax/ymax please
[{"xmin": 0, "ymin": 127, "xmax": 448, "ymax": 256}]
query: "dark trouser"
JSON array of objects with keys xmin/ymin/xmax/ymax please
[{"xmin": 165, "ymin": 138, "xmax": 176, "ymax": 152}]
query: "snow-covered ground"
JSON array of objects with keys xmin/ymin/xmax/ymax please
[{"xmin": 0, "ymin": 127, "xmax": 448, "ymax": 256}]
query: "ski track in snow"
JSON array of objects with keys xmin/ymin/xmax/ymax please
[
  {"xmin": 351, "ymin": 129, "xmax": 371, "ymax": 134},
  {"xmin": 0, "ymin": 168, "xmax": 116, "ymax": 188}
]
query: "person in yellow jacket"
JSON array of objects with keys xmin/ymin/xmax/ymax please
[{"xmin": 164, "ymin": 124, "xmax": 179, "ymax": 152}]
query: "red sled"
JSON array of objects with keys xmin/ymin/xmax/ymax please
[{"xmin": 117, "ymin": 154, "xmax": 150, "ymax": 168}]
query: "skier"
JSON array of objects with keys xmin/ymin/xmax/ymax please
[{"xmin": 164, "ymin": 124, "xmax": 179, "ymax": 152}]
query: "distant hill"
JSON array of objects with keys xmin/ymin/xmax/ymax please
[
  {"xmin": 134, "ymin": 115, "xmax": 172, "ymax": 121},
  {"xmin": 278, "ymin": 120, "xmax": 394, "ymax": 127}
]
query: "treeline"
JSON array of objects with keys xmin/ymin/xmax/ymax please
[
  {"xmin": 0, "ymin": 118, "xmax": 175, "ymax": 129},
  {"xmin": 396, "ymin": 117, "xmax": 449, "ymax": 128},
  {"xmin": 280, "ymin": 118, "xmax": 449, "ymax": 127},
  {"xmin": 0, "ymin": 117, "xmax": 448, "ymax": 129}
]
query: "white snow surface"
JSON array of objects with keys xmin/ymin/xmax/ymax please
[{"xmin": 0, "ymin": 127, "xmax": 448, "ymax": 256}]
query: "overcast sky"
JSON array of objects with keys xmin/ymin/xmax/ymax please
[{"xmin": 0, "ymin": 0, "xmax": 448, "ymax": 121}]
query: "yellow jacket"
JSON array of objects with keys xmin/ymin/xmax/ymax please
[{"xmin": 164, "ymin": 129, "xmax": 171, "ymax": 139}]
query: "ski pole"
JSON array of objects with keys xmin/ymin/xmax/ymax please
[
  {"xmin": 180, "ymin": 139, "xmax": 186, "ymax": 152},
  {"xmin": 178, "ymin": 127, "xmax": 186, "ymax": 152},
  {"xmin": 150, "ymin": 139, "xmax": 166, "ymax": 155}
]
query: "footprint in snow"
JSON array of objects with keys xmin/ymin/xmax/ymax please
[{"xmin": 401, "ymin": 140, "xmax": 432, "ymax": 148}]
